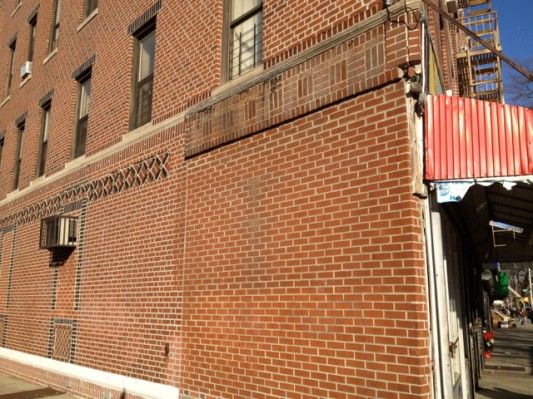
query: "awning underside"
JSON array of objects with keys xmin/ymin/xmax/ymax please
[{"xmin": 441, "ymin": 181, "xmax": 533, "ymax": 262}]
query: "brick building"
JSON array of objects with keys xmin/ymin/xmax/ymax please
[{"xmin": 1, "ymin": 0, "xmax": 531, "ymax": 398}]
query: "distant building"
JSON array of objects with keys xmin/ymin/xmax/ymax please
[{"xmin": 0, "ymin": 1, "xmax": 531, "ymax": 399}]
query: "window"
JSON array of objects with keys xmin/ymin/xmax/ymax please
[
  {"xmin": 0, "ymin": 136, "xmax": 4, "ymax": 169},
  {"xmin": 13, "ymin": 121, "xmax": 25, "ymax": 190},
  {"xmin": 28, "ymin": 14, "xmax": 38, "ymax": 62},
  {"xmin": 37, "ymin": 102, "xmax": 51, "ymax": 177},
  {"xmin": 74, "ymin": 72, "xmax": 91, "ymax": 158},
  {"xmin": 84, "ymin": 0, "xmax": 97, "ymax": 17},
  {"xmin": 49, "ymin": 0, "xmax": 61, "ymax": 52},
  {"xmin": 131, "ymin": 20, "xmax": 156, "ymax": 129},
  {"xmin": 226, "ymin": 0, "xmax": 263, "ymax": 80},
  {"xmin": 5, "ymin": 40, "xmax": 16, "ymax": 97}
]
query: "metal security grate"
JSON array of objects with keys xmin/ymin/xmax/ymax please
[
  {"xmin": 52, "ymin": 324, "xmax": 72, "ymax": 362},
  {"xmin": 230, "ymin": 22, "xmax": 263, "ymax": 79}
]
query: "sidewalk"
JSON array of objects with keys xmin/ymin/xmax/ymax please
[
  {"xmin": 475, "ymin": 320, "xmax": 533, "ymax": 399},
  {"xmin": 0, "ymin": 373, "xmax": 77, "ymax": 399}
]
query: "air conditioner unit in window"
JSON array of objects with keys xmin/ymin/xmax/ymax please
[
  {"xmin": 20, "ymin": 61, "xmax": 32, "ymax": 78},
  {"xmin": 40, "ymin": 215, "xmax": 78, "ymax": 249},
  {"xmin": 446, "ymin": 0, "xmax": 458, "ymax": 13}
]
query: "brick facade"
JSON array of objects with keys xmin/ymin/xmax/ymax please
[{"xmin": 0, "ymin": 0, "xmax": 460, "ymax": 398}]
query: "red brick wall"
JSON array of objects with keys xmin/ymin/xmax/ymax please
[
  {"xmin": 179, "ymin": 83, "xmax": 429, "ymax": 399},
  {"xmin": 0, "ymin": 1, "xmax": 442, "ymax": 399}
]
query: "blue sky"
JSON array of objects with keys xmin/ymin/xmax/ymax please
[{"xmin": 492, "ymin": 0, "xmax": 533, "ymax": 105}]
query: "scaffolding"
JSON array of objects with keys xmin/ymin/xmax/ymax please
[{"xmin": 456, "ymin": 0, "xmax": 503, "ymax": 102}]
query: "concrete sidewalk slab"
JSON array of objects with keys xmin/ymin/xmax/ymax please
[
  {"xmin": 0, "ymin": 374, "xmax": 77, "ymax": 399},
  {"xmin": 476, "ymin": 321, "xmax": 533, "ymax": 399}
]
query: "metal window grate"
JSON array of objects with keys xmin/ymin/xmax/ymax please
[{"xmin": 230, "ymin": 20, "xmax": 263, "ymax": 79}]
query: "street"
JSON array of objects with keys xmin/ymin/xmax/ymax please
[{"xmin": 476, "ymin": 322, "xmax": 533, "ymax": 399}]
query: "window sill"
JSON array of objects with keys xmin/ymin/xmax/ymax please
[
  {"xmin": 19, "ymin": 74, "xmax": 31, "ymax": 88},
  {"xmin": 77, "ymin": 8, "xmax": 98, "ymax": 32},
  {"xmin": 0, "ymin": 96, "xmax": 10, "ymax": 110},
  {"xmin": 30, "ymin": 175, "xmax": 46, "ymax": 186},
  {"xmin": 65, "ymin": 154, "xmax": 86, "ymax": 170},
  {"xmin": 10, "ymin": 2, "xmax": 22, "ymax": 18},
  {"xmin": 212, "ymin": 65, "xmax": 264, "ymax": 97},
  {"xmin": 43, "ymin": 48, "xmax": 58, "ymax": 65},
  {"xmin": 123, "ymin": 121, "xmax": 154, "ymax": 142},
  {"xmin": 6, "ymin": 188, "xmax": 20, "ymax": 200}
]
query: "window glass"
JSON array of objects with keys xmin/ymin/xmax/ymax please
[
  {"xmin": 232, "ymin": 0, "xmax": 261, "ymax": 21},
  {"xmin": 50, "ymin": 0, "xmax": 61, "ymax": 51},
  {"xmin": 138, "ymin": 31, "xmax": 155, "ymax": 81},
  {"xmin": 28, "ymin": 16, "xmax": 37, "ymax": 62},
  {"xmin": 0, "ymin": 138, "xmax": 4, "ymax": 168},
  {"xmin": 55, "ymin": 0, "xmax": 62, "ymax": 24},
  {"xmin": 231, "ymin": 11, "xmax": 262, "ymax": 79},
  {"xmin": 38, "ymin": 105, "xmax": 51, "ymax": 177},
  {"xmin": 14, "ymin": 123, "xmax": 25, "ymax": 190},
  {"xmin": 85, "ymin": 0, "xmax": 97, "ymax": 16},
  {"xmin": 43, "ymin": 108, "xmax": 50, "ymax": 142},
  {"xmin": 6, "ymin": 40, "xmax": 16, "ymax": 96},
  {"xmin": 79, "ymin": 79, "xmax": 91, "ymax": 118}
]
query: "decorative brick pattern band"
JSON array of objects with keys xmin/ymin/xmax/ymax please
[
  {"xmin": 7, "ymin": 34, "xmax": 16, "ymax": 47},
  {"xmin": 74, "ymin": 203, "xmax": 88, "ymax": 311},
  {"xmin": 72, "ymin": 55, "xmax": 96, "ymax": 80},
  {"xmin": 38, "ymin": 90, "xmax": 54, "ymax": 107},
  {"xmin": 0, "ymin": 152, "xmax": 170, "ymax": 231},
  {"xmin": 27, "ymin": 5, "xmax": 39, "ymax": 22},
  {"xmin": 127, "ymin": 0, "xmax": 162, "ymax": 35},
  {"xmin": 50, "ymin": 268, "xmax": 59, "ymax": 311},
  {"xmin": 185, "ymin": 25, "xmax": 394, "ymax": 158},
  {"xmin": 15, "ymin": 112, "xmax": 27, "ymax": 127},
  {"xmin": 6, "ymin": 228, "xmax": 16, "ymax": 308}
]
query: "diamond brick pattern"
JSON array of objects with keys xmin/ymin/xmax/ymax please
[
  {"xmin": 0, "ymin": 152, "xmax": 169, "ymax": 231},
  {"xmin": 52, "ymin": 324, "xmax": 72, "ymax": 362}
]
